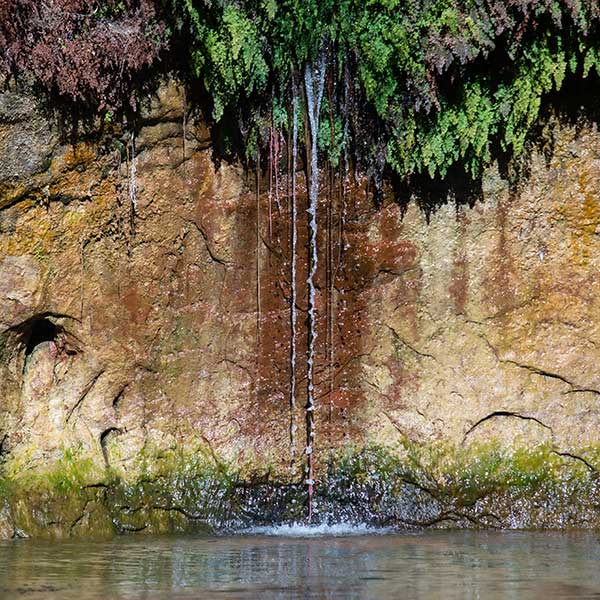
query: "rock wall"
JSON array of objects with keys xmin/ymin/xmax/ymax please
[
  {"xmin": 0, "ymin": 83, "xmax": 270, "ymax": 476},
  {"xmin": 355, "ymin": 127, "xmax": 600, "ymax": 463},
  {"xmin": 1, "ymin": 82, "xmax": 600, "ymax": 535}
]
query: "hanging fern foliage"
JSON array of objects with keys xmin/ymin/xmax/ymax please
[{"xmin": 2, "ymin": 0, "xmax": 600, "ymax": 183}]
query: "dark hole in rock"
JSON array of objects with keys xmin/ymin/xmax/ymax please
[
  {"xmin": 24, "ymin": 319, "xmax": 57, "ymax": 357},
  {"xmin": 0, "ymin": 434, "xmax": 8, "ymax": 459}
]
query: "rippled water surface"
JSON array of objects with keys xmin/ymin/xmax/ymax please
[{"xmin": 1, "ymin": 527, "xmax": 600, "ymax": 599}]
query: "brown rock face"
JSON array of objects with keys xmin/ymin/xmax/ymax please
[
  {"xmin": 359, "ymin": 140, "xmax": 600, "ymax": 461},
  {"xmin": 1, "ymin": 80, "xmax": 600, "ymax": 499}
]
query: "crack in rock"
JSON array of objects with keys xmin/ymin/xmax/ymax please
[
  {"xmin": 552, "ymin": 450, "xmax": 598, "ymax": 474},
  {"xmin": 65, "ymin": 369, "xmax": 105, "ymax": 423},
  {"xmin": 503, "ymin": 359, "xmax": 600, "ymax": 395},
  {"xmin": 187, "ymin": 220, "xmax": 230, "ymax": 267},
  {"xmin": 385, "ymin": 324, "xmax": 435, "ymax": 360},
  {"xmin": 99, "ymin": 427, "xmax": 122, "ymax": 468},
  {"xmin": 475, "ymin": 331, "xmax": 600, "ymax": 396},
  {"xmin": 462, "ymin": 410, "xmax": 553, "ymax": 444}
]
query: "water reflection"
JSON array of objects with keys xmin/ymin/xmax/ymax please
[{"xmin": 1, "ymin": 530, "xmax": 600, "ymax": 599}]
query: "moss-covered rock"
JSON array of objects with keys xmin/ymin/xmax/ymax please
[{"xmin": 0, "ymin": 441, "xmax": 599, "ymax": 539}]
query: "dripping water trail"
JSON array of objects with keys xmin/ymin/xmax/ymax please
[
  {"xmin": 270, "ymin": 120, "xmax": 283, "ymax": 250},
  {"xmin": 304, "ymin": 51, "xmax": 326, "ymax": 522},
  {"xmin": 327, "ymin": 165, "xmax": 334, "ymax": 427},
  {"xmin": 326, "ymin": 70, "xmax": 336, "ymax": 431},
  {"xmin": 268, "ymin": 123, "xmax": 273, "ymax": 266},
  {"xmin": 274, "ymin": 130, "xmax": 282, "ymax": 215},
  {"xmin": 339, "ymin": 64, "xmax": 351, "ymax": 439},
  {"xmin": 289, "ymin": 82, "xmax": 299, "ymax": 470},
  {"xmin": 127, "ymin": 130, "xmax": 137, "ymax": 235},
  {"xmin": 182, "ymin": 89, "xmax": 187, "ymax": 164},
  {"xmin": 256, "ymin": 150, "xmax": 261, "ymax": 400}
]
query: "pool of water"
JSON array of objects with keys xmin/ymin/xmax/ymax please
[{"xmin": 1, "ymin": 527, "xmax": 600, "ymax": 599}]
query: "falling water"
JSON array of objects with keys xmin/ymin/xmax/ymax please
[
  {"xmin": 289, "ymin": 85, "xmax": 299, "ymax": 468},
  {"xmin": 304, "ymin": 51, "xmax": 326, "ymax": 521},
  {"xmin": 128, "ymin": 132, "xmax": 137, "ymax": 214},
  {"xmin": 273, "ymin": 130, "xmax": 282, "ymax": 214},
  {"xmin": 341, "ymin": 62, "xmax": 350, "ymax": 249},
  {"xmin": 268, "ymin": 126, "xmax": 273, "ymax": 248},
  {"xmin": 182, "ymin": 89, "xmax": 187, "ymax": 163},
  {"xmin": 256, "ymin": 150, "xmax": 261, "ymax": 396}
]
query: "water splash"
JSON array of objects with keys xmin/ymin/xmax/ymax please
[
  {"xmin": 303, "ymin": 51, "xmax": 326, "ymax": 522},
  {"xmin": 239, "ymin": 522, "xmax": 394, "ymax": 537}
]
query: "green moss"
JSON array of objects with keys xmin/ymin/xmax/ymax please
[
  {"xmin": 0, "ymin": 477, "xmax": 10, "ymax": 500},
  {"xmin": 13, "ymin": 447, "xmax": 101, "ymax": 495},
  {"xmin": 1, "ymin": 441, "xmax": 599, "ymax": 538},
  {"xmin": 336, "ymin": 440, "xmax": 591, "ymax": 494},
  {"xmin": 320, "ymin": 441, "xmax": 599, "ymax": 527},
  {"xmin": 0, "ymin": 333, "xmax": 8, "ymax": 366}
]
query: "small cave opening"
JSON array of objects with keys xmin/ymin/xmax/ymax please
[
  {"xmin": 0, "ymin": 434, "xmax": 8, "ymax": 460},
  {"xmin": 24, "ymin": 318, "xmax": 58, "ymax": 357}
]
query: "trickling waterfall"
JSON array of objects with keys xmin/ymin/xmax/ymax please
[
  {"xmin": 304, "ymin": 52, "xmax": 326, "ymax": 521},
  {"xmin": 273, "ymin": 130, "xmax": 282, "ymax": 214},
  {"xmin": 289, "ymin": 85, "xmax": 299, "ymax": 468},
  {"xmin": 128, "ymin": 132, "xmax": 137, "ymax": 214},
  {"xmin": 268, "ymin": 126, "xmax": 273, "ymax": 248},
  {"xmin": 256, "ymin": 150, "xmax": 261, "ymax": 393},
  {"xmin": 342, "ymin": 62, "xmax": 351, "ymax": 206},
  {"xmin": 182, "ymin": 90, "xmax": 188, "ymax": 163}
]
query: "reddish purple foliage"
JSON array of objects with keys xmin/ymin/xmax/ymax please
[{"xmin": 0, "ymin": 0, "xmax": 168, "ymax": 111}]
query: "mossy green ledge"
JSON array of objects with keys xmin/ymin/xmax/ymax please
[{"xmin": 1, "ymin": 441, "xmax": 599, "ymax": 539}]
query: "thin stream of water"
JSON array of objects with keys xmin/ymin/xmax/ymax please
[
  {"xmin": 129, "ymin": 131, "xmax": 137, "ymax": 213},
  {"xmin": 289, "ymin": 84, "xmax": 299, "ymax": 468},
  {"xmin": 303, "ymin": 52, "xmax": 326, "ymax": 520}
]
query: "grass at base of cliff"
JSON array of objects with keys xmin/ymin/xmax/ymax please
[{"xmin": 0, "ymin": 441, "xmax": 599, "ymax": 538}]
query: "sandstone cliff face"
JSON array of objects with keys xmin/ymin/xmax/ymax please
[
  {"xmin": 0, "ymin": 83, "xmax": 267, "ymax": 477},
  {"xmin": 0, "ymin": 82, "xmax": 599, "ymax": 535},
  {"xmin": 355, "ymin": 131, "xmax": 600, "ymax": 460}
]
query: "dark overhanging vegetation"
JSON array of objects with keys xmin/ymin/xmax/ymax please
[{"xmin": 2, "ymin": 0, "xmax": 600, "ymax": 189}]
